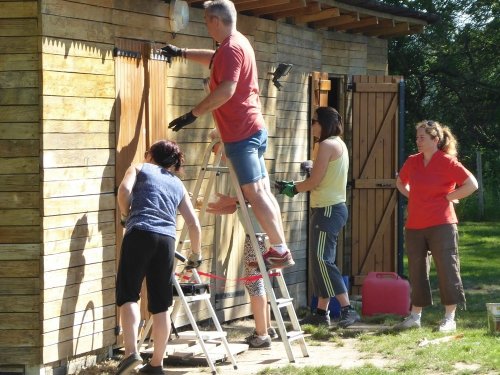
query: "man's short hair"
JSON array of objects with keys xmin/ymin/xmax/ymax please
[{"xmin": 203, "ymin": 0, "xmax": 237, "ymax": 26}]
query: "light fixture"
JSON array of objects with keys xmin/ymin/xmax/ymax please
[
  {"xmin": 166, "ymin": 0, "xmax": 189, "ymax": 34},
  {"xmin": 271, "ymin": 63, "xmax": 293, "ymax": 90}
]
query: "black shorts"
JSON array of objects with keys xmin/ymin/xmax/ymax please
[{"xmin": 116, "ymin": 228, "xmax": 175, "ymax": 314}]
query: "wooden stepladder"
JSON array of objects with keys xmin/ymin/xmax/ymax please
[{"xmin": 190, "ymin": 139, "xmax": 309, "ymax": 362}]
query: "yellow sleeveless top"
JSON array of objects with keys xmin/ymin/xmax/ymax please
[{"xmin": 310, "ymin": 136, "xmax": 349, "ymax": 208}]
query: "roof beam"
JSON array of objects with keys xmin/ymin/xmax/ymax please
[
  {"xmin": 235, "ymin": 0, "xmax": 292, "ymax": 13},
  {"xmin": 249, "ymin": 0, "xmax": 307, "ymax": 17},
  {"xmin": 364, "ymin": 21, "xmax": 408, "ymax": 37},
  {"xmin": 319, "ymin": 0, "xmax": 427, "ymax": 25},
  {"xmin": 269, "ymin": 2, "xmax": 321, "ymax": 20},
  {"xmin": 294, "ymin": 7, "xmax": 340, "ymax": 24},
  {"xmin": 312, "ymin": 13, "xmax": 359, "ymax": 29},
  {"xmin": 333, "ymin": 16, "xmax": 378, "ymax": 31}
]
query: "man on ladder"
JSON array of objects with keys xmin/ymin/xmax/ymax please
[{"xmin": 160, "ymin": 0, "xmax": 294, "ymax": 269}]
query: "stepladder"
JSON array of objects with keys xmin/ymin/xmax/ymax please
[
  {"xmin": 189, "ymin": 139, "xmax": 309, "ymax": 363},
  {"xmin": 137, "ymin": 249, "xmax": 239, "ymax": 375}
]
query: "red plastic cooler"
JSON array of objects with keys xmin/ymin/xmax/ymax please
[{"xmin": 361, "ymin": 272, "xmax": 410, "ymax": 317}]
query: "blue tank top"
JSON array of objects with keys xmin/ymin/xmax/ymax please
[{"xmin": 125, "ymin": 163, "xmax": 185, "ymax": 238}]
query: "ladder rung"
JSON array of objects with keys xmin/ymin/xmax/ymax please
[
  {"xmin": 178, "ymin": 330, "xmax": 227, "ymax": 341},
  {"xmin": 174, "ymin": 293, "xmax": 211, "ymax": 302},
  {"xmin": 275, "ymin": 298, "xmax": 293, "ymax": 308},
  {"xmin": 205, "ymin": 166, "xmax": 229, "ymax": 172},
  {"xmin": 286, "ymin": 330, "xmax": 305, "ymax": 342}
]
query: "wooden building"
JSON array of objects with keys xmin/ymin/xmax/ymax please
[{"xmin": 0, "ymin": 0, "xmax": 436, "ymax": 373}]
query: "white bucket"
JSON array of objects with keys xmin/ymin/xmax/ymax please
[{"xmin": 486, "ymin": 303, "xmax": 500, "ymax": 335}]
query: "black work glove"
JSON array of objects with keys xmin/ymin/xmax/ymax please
[
  {"xmin": 275, "ymin": 180, "xmax": 298, "ymax": 198},
  {"xmin": 120, "ymin": 213, "xmax": 128, "ymax": 227},
  {"xmin": 185, "ymin": 251, "xmax": 202, "ymax": 270},
  {"xmin": 159, "ymin": 44, "xmax": 184, "ymax": 59},
  {"xmin": 168, "ymin": 111, "xmax": 197, "ymax": 132},
  {"xmin": 300, "ymin": 160, "xmax": 313, "ymax": 176}
]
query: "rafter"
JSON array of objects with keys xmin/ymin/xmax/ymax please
[
  {"xmin": 363, "ymin": 20, "xmax": 405, "ymax": 37},
  {"xmin": 269, "ymin": 2, "xmax": 320, "ymax": 20},
  {"xmin": 312, "ymin": 13, "xmax": 358, "ymax": 29},
  {"xmin": 294, "ymin": 7, "xmax": 340, "ymax": 24},
  {"xmin": 249, "ymin": 0, "xmax": 306, "ymax": 17},
  {"xmin": 235, "ymin": 0, "xmax": 291, "ymax": 13},
  {"xmin": 333, "ymin": 16, "xmax": 378, "ymax": 32}
]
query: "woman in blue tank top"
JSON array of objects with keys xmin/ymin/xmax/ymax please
[{"xmin": 115, "ymin": 140, "xmax": 201, "ymax": 374}]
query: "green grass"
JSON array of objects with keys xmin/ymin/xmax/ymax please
[{"xmin": 263, "ymin": 222, "xmax": 500, "ymax": 375}]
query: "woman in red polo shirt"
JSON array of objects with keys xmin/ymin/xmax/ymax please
[{"xmin": 394, "ymin": 120, "xmax": 478, "ymax": 332}]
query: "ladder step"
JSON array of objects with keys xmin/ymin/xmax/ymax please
[
  {"xmin": 276, "ymin": 298, "xmax": 294, "ymax": 308},
  {"xmin": 174, "ymin": 293, "xmax": 211, "ymax": 302},
  {"xmin": 177, "ymin": 330, "xmax": 227, "ymax": 341},
  {"xmin": 286, "ymin": 330, "xmax": 305, "ymax": 342},
  {"xmin": 205, "ymin": 166, "xmax": 229, "ymax": 172}
]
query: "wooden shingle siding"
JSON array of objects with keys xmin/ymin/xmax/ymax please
[{"xmin": 0, "ymin": 0, "xmax": 41, "ymax": 366}]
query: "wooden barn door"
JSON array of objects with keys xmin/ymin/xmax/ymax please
[
  {"xmin": 114, "ymin": 39, "xmax": 168, "ymax": 343},
  {"xmin": 350, "ymin": 75, "xmax": 402, "ymax": 294}
]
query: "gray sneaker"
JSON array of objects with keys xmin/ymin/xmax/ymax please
[
  {"xmin": 267, "ymin": 327, "xmax": 278, "ymax": 339},
  {"xmin": 300, "ymin": 313, "xmax": 331, "ymax": 326},
  {"xmin": 393, "ymin": 314, "xmax": 421, "ymax": 330},
  {"xmin": 338, "ymin": 307, "xmax": 361, "ymax": 328},
  {"xmin": 245, "ymin": 333, "xmax": 271, "ymax": 349},
  {"xmin": 116, "ymin": 352, "xmax": 143, "ymax": 375}
]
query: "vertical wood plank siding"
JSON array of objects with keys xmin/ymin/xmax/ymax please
[{"xmin": 0, "ymin": 0, "xmax": 388, "ymax": 369}]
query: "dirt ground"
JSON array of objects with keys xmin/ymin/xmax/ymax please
[{"xmin": 79, "ymin": 319, "xmax": 394, "ymax": 374}]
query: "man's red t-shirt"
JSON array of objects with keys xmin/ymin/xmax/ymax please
[
  {"xmin": 209, "ymin": 31, "xmax": 265, "ymax": 143},
  {"xmin": 398, "ymin": 151, "xmax": 471, "ymax": 229}
]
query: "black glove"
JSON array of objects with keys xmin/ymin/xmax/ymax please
[
  {"xmin": 300, "ymin": 160, "xmax": 313, "ymax": 176},
  {"xmin": 159, "ymin": 44, "xmax": 184, "ymax": 59},
  {"xmin": 120, "ymin": 213, "xmax": 128, "ymax": 227},
  {"xmin": 185, "ymin": 251, "xmax": 202, "ymax": 269},
  {"xmin": 168, "ymin": 111, "xmax": 197, "ymax": 132},
  {"xmin": 275, "ymin": 180, "xmax": 298, "ymax": 198}
]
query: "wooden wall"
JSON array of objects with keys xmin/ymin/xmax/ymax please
[
  {"xmin": 0, "ymin": 0, "xmax": 388, "ymax": 370},
  {"xmin": 0, "ymin": 0, "xmax": 41, "ymax": 367}
]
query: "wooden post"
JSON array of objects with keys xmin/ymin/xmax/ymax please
[{"xmin": 476, "ymin": 151, "xmax": 484, "ymax": 219}]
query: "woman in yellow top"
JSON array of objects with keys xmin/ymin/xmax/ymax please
[{"xmin": 276, "ymin": 106, "xmax": 360, "ymax": 328}]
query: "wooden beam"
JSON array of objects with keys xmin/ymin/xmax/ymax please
[
  {"xmin": 381, "ymin": 24, "xmax": 424, "ymax": 38},
  {"xmin": 346, "ymin": 18, "xmax": 394, "ymax": 34},
  {"xmin": 249, "ymin": 0, "xmax": 306, "ymax": 17},
  {"xmin": 269, "ymin": 1, "xmax": 320, "ymax": 20},
  {"xmin": 294, "ymin": 7, "xmax": 340, "ymax": 24},
  {"xmin": 317, "ymin": 0, "xmax": 428, "ymax": 25},
  {"xmin": 312, "ymin": 13, "xmax": 358, "ymax": 29},
  {"xmin": 333, "ymin": 16, "xmax": 378, "ymax": 32},
  {"xmin": 364, "ymin": 21, "xmax": 409, "ymax": 37},
  {"xmin": 235, "ymin": 0, "xmax": 291, "ymax": 12}
]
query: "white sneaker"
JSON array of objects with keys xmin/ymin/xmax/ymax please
[
  {"xmin": 393, "ymin": 314, "xmax": 421, "ymax": 330},
  {"xmin": 438, "ymin": 319, "xmax": 456, "ymax": 332}
]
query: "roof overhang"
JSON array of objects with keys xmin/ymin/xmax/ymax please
[{"xmin": 186, "ymin": 0, "xmax": 439, "ymax": 38}]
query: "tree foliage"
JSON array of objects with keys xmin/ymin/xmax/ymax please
[{"xmin": 385, "ymin": 0, "xmax": 500, "ymax": 219}]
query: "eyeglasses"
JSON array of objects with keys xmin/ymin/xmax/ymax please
[{"xmin": 426, "ymin": 120, "xmax": 435, "ymax": 127}]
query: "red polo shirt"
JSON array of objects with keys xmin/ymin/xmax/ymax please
[
  {"xmin": 399, "ymin": 151, "xmax": 472, "ymax": 229},
  {"xmin": 209, "ymin": 31, "xmax": 264, "ymax": 143}
]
